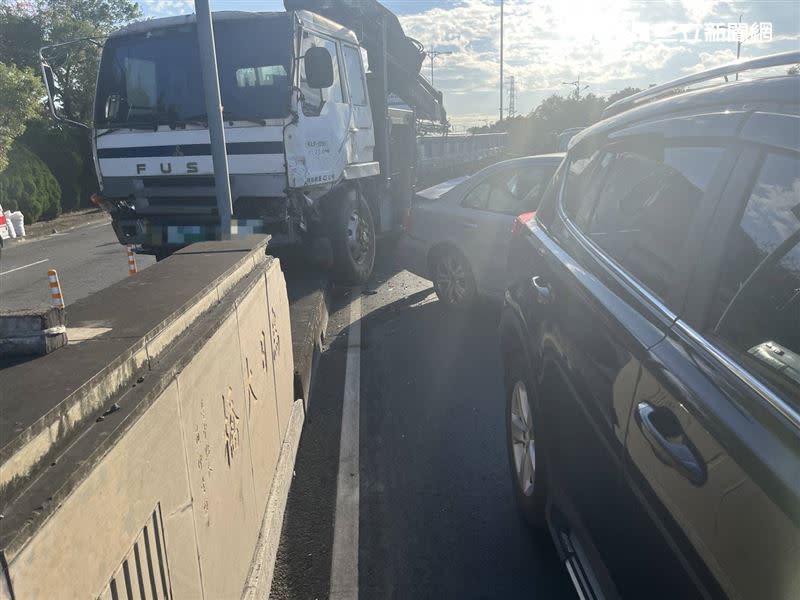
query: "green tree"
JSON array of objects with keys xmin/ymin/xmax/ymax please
[
  {"xmin": 1, "ymin": 0, "xmax": 142, "ymax": 124},
  {"xmin": 0, "ymin": 3, "xmax": 44, "ymax": 71},
  {"xmin": 0, "ymin": 62, "xmax": 43, "ymax": 172},
  {"xmin": 22, "ymin": 120, "xmax": 97, "ymax": 211},
  {"xmin": 0, "ymin": 142, "xmax": 61, "ymax": 222},
  {"xmin": 0, "ymin": 0, "xmax": 139, "ymax": 213},
  {"xmin": 606, "ymin": 86, "xmax": 642, "ymax": 106},
  {"xmin": 468, "ymin": 85, "xmax": 646, "ymax": 156}
]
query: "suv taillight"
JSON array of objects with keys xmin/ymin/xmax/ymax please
[
  {"xmin": 0, "ymin": 212, "xmax": 5, "ymax": 226},
  {"xmin": 511, "ymin": 211, "xmax": 536, "ymax": 236}
]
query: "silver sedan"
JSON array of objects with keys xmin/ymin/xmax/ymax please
[{"xmin": 398, "ymin": 154, "xmax": 563, "ymax": 307}]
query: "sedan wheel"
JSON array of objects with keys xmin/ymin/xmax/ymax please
[{"xmin": 431, "ymin": 249, "xmax": 476, "ymax": 308}]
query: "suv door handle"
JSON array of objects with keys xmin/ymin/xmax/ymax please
[
  {"xmin": 462, "ymin": 221, "xmax": 479, "ymax": 230},
  {"xmin": 635, "ymin": 402, "xmax": 707, "ymax": 486},
  {"xmin": 531, "ymin": 275, "xmax": 552, "ymax": 304}
]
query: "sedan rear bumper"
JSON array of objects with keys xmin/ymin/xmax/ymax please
[{"xmin": 396, "ymin": 234, "xmax": 431, "ymax": 281}]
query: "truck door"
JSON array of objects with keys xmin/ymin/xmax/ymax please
[
  {"xmin": 341, "ymin": 44, "xmax": 375, "ymax": 165},
  {"xmin": 285, "ymin": 29, "xmax": 351, "ymax": 188}
]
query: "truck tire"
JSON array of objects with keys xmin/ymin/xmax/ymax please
[
  {"xmin": 329, "ymin": 188, "xmax": 376, "ymax": 285},
  {"xmin": 154, "ymin": 249, "xmax": 173, "ymax": 262}
]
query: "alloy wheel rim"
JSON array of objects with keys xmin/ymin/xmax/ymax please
[
  {"xmin": 510, "ymin": 380, "xmax": 536, "ymax": 496},
  {"xmin": 435, "ymin": 255, "xmax": 467, "ymax": 304}
]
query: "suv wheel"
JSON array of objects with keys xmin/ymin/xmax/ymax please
[{"xmin": 505, "ymin": 352, "xmax": 547, "ymax": 528}]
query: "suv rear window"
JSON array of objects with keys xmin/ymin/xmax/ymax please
[{"xmin": 709, "ymin": 152, "xmax": 800, "ymax": 407}]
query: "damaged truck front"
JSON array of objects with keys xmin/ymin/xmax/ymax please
[{"xmin": 41, "ymin": 4, "xmax": 444, "ymax": 283}]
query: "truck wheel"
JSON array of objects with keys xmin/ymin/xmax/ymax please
[
  {"xmin": 154, "ymin": 249, "xmax": 173, "ymax": 262},
  {"xmin": 330, "ymin": 189, "xmax": 375, "ymax": 285}
]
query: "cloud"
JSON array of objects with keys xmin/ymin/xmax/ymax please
[
  {"xmin": 132, "ymin": 0, "xmax": 797, "ymax": 124},
  {"xmin": 681, "ymin": 48, "xmax": 737, "ymax": 71},
  {"xmin": 400, "ymin": 0, "xmax": 691, "ymax": 100},
  {"xmin": 397, "ymin": 0, "xmax": 796, "ymax": 121},
  {"xmin": 141, "ymin": 0, "xmax": 193, "ymax": 17}
]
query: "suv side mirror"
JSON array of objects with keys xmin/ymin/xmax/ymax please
[{"xmin": 304, "ymin": 46, "xmax": 333, "ymax": 89}]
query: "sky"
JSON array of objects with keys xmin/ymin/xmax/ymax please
[{"xmin": 138, "ymin": 0, "xmax": 800, "ymax": 128}]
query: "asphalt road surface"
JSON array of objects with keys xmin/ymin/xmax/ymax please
[
  {"xmin": 1, "ymin": 221, "xmax": 574, "ymax": 597},
  {"xmin": 0, "ymin": 219, "xmax": 155, "ymax": 310},
  {"xmin": 271, "ymin": 250, "xmax": 574, "ymax": 599}
]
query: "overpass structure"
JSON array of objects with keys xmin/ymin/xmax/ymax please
[{"xmin": 0, "ymin": 237, "xmax": 327, "ymax": 599}]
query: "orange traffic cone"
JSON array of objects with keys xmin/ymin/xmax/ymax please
[
  {"xmin": 127, "ymin": 246, "xmax": 137, "ymax": 276},
  {"xmin": 48, "ymin": 269, "xmax": 65, "ymax": 308}
]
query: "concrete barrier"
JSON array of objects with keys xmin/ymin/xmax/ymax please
[{"xmin": 0, "ymin": 238, "xmax": 308, "ymax": 599}]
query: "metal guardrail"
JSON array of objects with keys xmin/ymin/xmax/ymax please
[{"xmin": 603, "ymin": 50, "xmax": 800, "ymax": 118}]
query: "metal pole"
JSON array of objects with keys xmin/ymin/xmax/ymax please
[
  {"xmin": 430, "ymin": 55, "xmax": 434, "ymax": 86},
  {"xmin": 735, "ymin": 14, "xmax": 743, "ymax": 81},
  {"xmin": 499, "ymin": 0, "xmax": 504, "ymax": 122},
  {"xmin": 195, "ymin": 0, "xmax": 233, "ymax": 239}
]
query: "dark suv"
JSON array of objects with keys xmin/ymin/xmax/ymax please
[{"xmin": 499, "ymin": 53, "xmax": 800, "ymax": 600}]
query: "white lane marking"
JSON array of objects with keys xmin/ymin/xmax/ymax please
[
  {"xmin": 84, "ymin": 221, "xmax": 111, "ymax": 230},
  {"xmin": 0, "ymin": 258, "xmax": 49, "ymax": 276},
  {"xmin": 329, "ymin": 288, "xmax": 362, "ymax": 600}
]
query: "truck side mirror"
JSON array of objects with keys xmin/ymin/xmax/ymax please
[
  {"xmin": 40, "ymin": 41, "xmax": 95, "ymax": 130},
  {"xmin": 41, "ymin": 63, "xmax": 57, "ymax": 113},
  {"xmin": 304, "ymin": 46, "xmax": 334, "ymax": 89},
  {"xmin": 105, "ymin": 93, "xmax": 121, "ymax": 121}
]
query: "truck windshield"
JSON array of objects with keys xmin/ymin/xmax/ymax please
[{"xmin": 94, "ymin": 15, "xmax": 291, "ymax": 128}]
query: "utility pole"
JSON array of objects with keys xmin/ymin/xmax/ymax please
[
  {"xmin": 562, "ymin": 76, "xmax": 589, "ymax": 100},
  {"xmin": 507, "ymin": 75, "xmax": 516, "ymax": 118},
  {"xmin": 426, "ymin": 48, "xmax": 453, "ymax": 87},
  {"xmin": 721, "ymin": 15, "xmax": 760, "ymax": 81},
  {"xmin": 499, "ymin": 0, "xmax": 504, "ymax": 122},
  {"xmin": 195, "ymin": 0, "xmax": 233, "ymax": 239}
]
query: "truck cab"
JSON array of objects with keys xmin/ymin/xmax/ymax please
[
  {"xmin": 41, "ymin": 0, "xmax": 444, "ymax": 282},
  {"xmin": 92, "ymin": 12, "xmax": 374, "ymax": 265}
]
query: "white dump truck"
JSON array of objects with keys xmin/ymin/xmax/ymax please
[{"xmin": 41, "ymin": 0, "xmax": 449, "ymax": 283}]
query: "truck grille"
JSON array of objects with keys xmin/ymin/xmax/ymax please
[{"xmin": 142, "ymin": 176, "xmax": 216, "ymax": 189}]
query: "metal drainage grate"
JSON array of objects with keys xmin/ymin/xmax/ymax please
[{"xmin": 98, "ymin": 505, "xmax": 172, "ymax": 600}]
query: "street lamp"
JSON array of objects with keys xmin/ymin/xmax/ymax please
[{"xmin": 499, "ymin": 0, "xmax": 503, "ymax": 122}]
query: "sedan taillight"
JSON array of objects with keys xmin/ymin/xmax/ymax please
[
  {"xmin": 402, "ymin": 207, "xmax": 413, "ymax": 232},
  {"xmin": 511, "ymin": 211, "xmax": 536, "ymax": 236}
]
